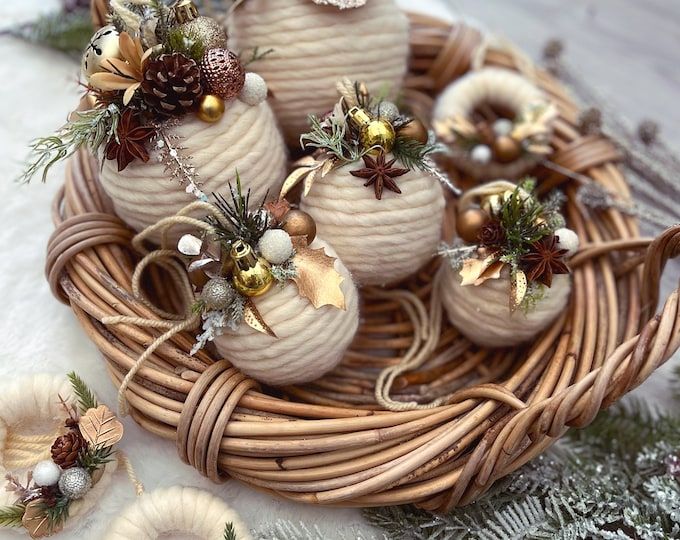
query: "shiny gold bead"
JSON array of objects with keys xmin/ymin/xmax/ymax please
[
  {"xmin": 197, "ymin": 95, "xmax": 225, "ymax": 123},
  {"xmin": 281, "ymin": 210, "xmax": 317, "ymax": 243},
  {"xmin": 398, "ymin": 118, "xmax": 428, "ymax": 144},
  {"xmin": 456, "ymin": 207, "xmax": 490, "ymax": 243},
  {"xmin": 492, "ymin": 135, "xmax": 522, "ymax": 163},
  {"xmin": 230, "ymin": 240, "xmax": 273, "ymax": 297}
]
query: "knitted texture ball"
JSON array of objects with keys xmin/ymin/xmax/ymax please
[
  {"xmin": 438, "ymin": 263, "xmax": 571, "ymax": 347},
  {"xmin": 239, "ymin": 72, "xmax": 268, "ymax": 106},
  {"xmin": 258, "ymin": 229, "xmax": 293, "ymax": 264},
  {"xmin": 300, "ymin": 161, "xmax": 445, "ymax": 286},
  {"xmin": 99, "ymin": 99, "xmax": 287, "ymax": 244},
  {"xmin": 213, "ymin": 238, "xmax": 359, "ymax": 386},
  {"xmin": 228, "ymin": 0, "xmax": 409, "ymax": 146}
]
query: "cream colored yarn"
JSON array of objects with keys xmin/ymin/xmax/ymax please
[
  {"xmin": 214, "ymin": 238, "xmax": 360, "ymax": 386},
  {"xmin": 439, "ymin": 263, "xmax": 571, "ymax": 347},
  {"xmin": 228, "ymin": 0, "xmax": 409, "ymax": 146},
  {"xmin": 300, "ymin": 161, "xmax": 445, "ymax": 286},
  {"xmin": 99, "ymin": 99, "xmax": 287, "ymax": 244},
  {"xmin": 0, "ymin": 374, "xmax": 117, "ymax": 529},
  {"xmin": 104, "ymin": 486, "xmax": 251, "ymax": 540}
]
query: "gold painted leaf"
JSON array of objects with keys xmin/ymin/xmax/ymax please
[
  {"xmin": 22, "ymin": 499, "xmax": 59, "ymax": 539},
  {"xmin": 291, "ymin": 237, "xmax": 346, "ymax": 310},
  {"xmin": 79, "ymin": 405, "xmax": 124, "ymax": 449},
  {"xmin": 244, "ymin": 299, "xmax": 276, "ymax": 337},
  {"xmin": 459, "ymin": 254, "xmax": 503, "ymax": 286},
  {"xmin": 280, "ymin": 164, "xmax": 317, "ymax": 199},
  {"xmin": 510, "ymin": 269, "xmax": 528, "ymax": 313},
  {"xmin": 302, "ymin": 167, "xmax": 319, "ymax": 197}
]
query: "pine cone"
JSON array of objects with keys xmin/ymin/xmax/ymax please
[
  {"xmin": 478, "ymin": 219, "xmax": 506, "ymax": 247},
  {"xmin": 141, "ymin": 53, "xmax": 203, "ymax": 117},
  {"xmin": 51, "ymin": 431, "xmax": 87, "ymax": 469}
]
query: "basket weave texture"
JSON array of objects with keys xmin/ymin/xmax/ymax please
[{"xmin": 45, "ymin": 12, "xmax": 680, "ymax": 511}]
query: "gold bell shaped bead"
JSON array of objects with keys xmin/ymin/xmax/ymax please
[
  {"xmin": 348, "ymin": 106, "xmax": 396, "ymax": 154},
  {"xmin": 230, "ymin": 240, "xmax": 274, "ymax": 297}
]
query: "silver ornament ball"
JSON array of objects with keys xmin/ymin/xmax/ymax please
[
  {"xmin": 375, "ymin": 101, "xmax": 400, "ymax": 122},
  {"xmin": 201, "ymin": 278, "xmax": 236, "ymax": 310},
  {"xmin": 81, "ymin": 25, "xmax": 121, "ymax": 81},
  {"xmin": 58, "ymin": 467, "xmax": 92, "ymax": 500},
  {"xmin": 33, "ymin": 460, "xmax": 62, "ymax": 487},
  {"xmin": 258, "ymin": 229, "xmax": 294, "ymax": 265},
  {"xmin": 470, "ymin": 144, "xmax": 492, "ymax": 164}
]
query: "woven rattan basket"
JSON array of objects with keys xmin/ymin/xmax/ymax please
[{"xmin": 45, "ymin": 11, "xmax": 680, "ymax": 511}]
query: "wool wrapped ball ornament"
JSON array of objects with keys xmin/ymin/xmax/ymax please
[
  {"xmin": 227, "ymin": 0, "xmax": 409, "ymax": 146},
  {"xmin": 213, "ymin": 238, "xmax": 360, "ymax": 386}
]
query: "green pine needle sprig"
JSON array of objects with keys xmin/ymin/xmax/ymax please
[
  {"xmin": 67, "ymin": 371, "xmax": 98, "ymax": 413},
  {"xmin": 0, "ymin": 505, "xmax": 26, "ymax": 528},
  {"xmin": 391, "ymin": 136, "xmax": 438, "ymax": 171},
  {"xmin": 300, "ymin": 114, "xmax": 362, "ymax": 163},
  {"xmin": 44, "ymin": 496, "xmax": 70, "ymax": 532},
  {"xmin": 224, "ymin": 521, "xmax": 237, "ymax": 540},
  {"xmin": 80, "ymin": 445, "xmax": 114, "ymax": 474}
]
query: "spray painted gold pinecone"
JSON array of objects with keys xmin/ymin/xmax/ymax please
[
  {"xmin": 51, "ymin": 430, "xmax": 87, "ymax": 469},
  {"xmin": 141, "ymin": 52, "xmax": 203, "ymax": 117}
]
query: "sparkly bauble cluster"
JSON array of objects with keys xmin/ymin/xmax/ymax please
[{"xmin": 470, "ymin": 117, "xmax": 523, "ymax": 165}]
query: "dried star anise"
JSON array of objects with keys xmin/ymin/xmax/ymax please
[
  {"xmin": 478, "ymin": 219, "xmax": 506, "ymax": 248},
  {"xmin": 105, "ymin": 109, "xmax": 156, "ymax": 171},
  {"xmin": 349, "ymin": 151, "xmax": 408, "ymax": 200},
  {"xmin": 521, "ymin": 234, "xmax": 569, "ymax": 287}
]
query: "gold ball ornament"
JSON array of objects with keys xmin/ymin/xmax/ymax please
[
  {"xmin": 81, "ymin": 25, "xmax": 121, "ymax": 81},
  {"xmin": 456, "ymin": 207, "xmax": 490, "ymax": 243},
  {"xmin": 172, "ymin": 0, "xmax": 228, "ymax": 51},
  {"xmin": 230, "ymin": 240, "xmax": 274, "ymax": 297},
  {"xmin": 199, "ymin": 49, "xmax": 246, "ymax": 100},
  {"xmin": 492, "ymin": 135, "xmax": 522, "ymax": 163},
  {"xmin": 197, "ymin": 94, "xmax": 225, "ymax": 123},
  {"xmin": 348, "ymin": 107, "xmax": 396, "ymax": 154},
  {"xmin": 398, "ymin": 118, "xmax": 429, "ymax": 145},
  {"xmin": 281, "ymin": 210, "xmax": 317, "ymax": 243}
]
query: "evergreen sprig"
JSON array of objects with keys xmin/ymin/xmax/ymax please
[
  {"xmin": 67, "ymin": 371, "xmax": 98, "ymax": 413},
  {"xmin": 391, "ymin": 136, "xmax": 438, "ymax": 171},
  {"xmin": 44, "ymin": 496, "xmax": 70, "ymax": 532},
  {"xmin": 243, "ymin": 46, "xmax": 275, "ymax": 67},
  {"xmin": 300, "ymin": 114, "xmax": 361, "ymax": 163},
  {"xmin": 224, "ymin": 521, "xmax": 237, "ymax": 540},
  {"xmin": 0, "ymin": 505, "xmax": 25, "ymax": 528},
  {"xmin": 80, "ymin": 445, "xmax": 114, "ymax": 474},
  {"xmin": 3, "ymin": 9, "xmax": 92, "ymax": 56}
]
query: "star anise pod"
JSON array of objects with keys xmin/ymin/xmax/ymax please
[
  {"xmin": 478, "ymin": 219, "xmax": 506, "ymax": 248},
  {"xmin": 105, "ymin": 109, "xmax": 156, "ymax": 171},
  {"xmin": 521, "ymin": 234, "xmax": 569, "ymax": 287},
  {"xmin": 349, "ymin": 151, "xmax": 408, "ymax": 200}
]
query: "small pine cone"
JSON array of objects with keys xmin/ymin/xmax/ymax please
[
  {"xmin": 478, "ymin": 219, "xmax": 506, "ymax": 247},
  {"xmin": 51, "ymin": 431, "xmax": 87, "ymax": 469},
  {"xmin": 142, "ymin": 53, "xmax": 203, "ymax": 117}
]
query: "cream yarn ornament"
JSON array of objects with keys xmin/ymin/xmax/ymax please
[
  {"xmin": 228, "ymin": 0, "xmax": 409, "ymax": 146},
  {"xmin": 439, "ymin": 263, "xmax": 571, "ymax": 348},
  {"xmin": 214, "ymin": 238, "xmax": 359, "ymax": 386},
  {"xmin": 104, "ymin": 486, "xmax": 252, "ymax": 540},
  {"xmin": 99, "ymin": 98, "xmax": 287, "ymax": 244},
  {"xmin": 300, "ymin": 162, "xmax": 445, "ymax": 286}
]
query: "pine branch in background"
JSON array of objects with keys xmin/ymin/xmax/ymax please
[
  {"xmin": 224, "ymin": 522, "xmax": 237, "ymax": 540},
  {"xmin": 67, "ymin": 371, "xmax": 98, "ymax": 413},
  {"xmin": 0, "ymin": 505, "xmax": 26, "ymax": 528}
]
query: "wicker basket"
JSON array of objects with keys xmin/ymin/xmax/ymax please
[{"xmin": 45, "ymin": 11, "xmax": 680, "ymax": 512}]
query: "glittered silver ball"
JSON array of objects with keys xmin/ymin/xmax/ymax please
[
  {"xmin": 33, "ymin": 460, "xmax": 62, "ymax": 487},
  {"xmin": 201, "ymin": 278, "xmax": 236, "ymax": 310},
  {"xmin": 375, "ymin": 101, "xmax": 400, "ymax": 122},
  {"xmin": 81, "ymin": 25, "xmax": 121, "ymax": 81},
  {"xmin": 258, "ymin": 229, "xmax": 294, "ymax": 265},
  {"xmin": 239, "ymin": 72, "xmax": 268, "ymax": 106},
  {"xmin": 58, "ymin": 467, "xmax": 92, "ymax": 500}
]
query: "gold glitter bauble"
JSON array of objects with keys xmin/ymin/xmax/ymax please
[
  {"xmin": 281, "ymin": 210, "xmax": 317, "ymax": 243},
  {"xmin": 230, "ymin": 240, "xmax": 274, "ymax": 297},
  {"xmin": 492, "ymin": 135, "xmax": 522, "ymax": 163},
  {"xmin": 173, "ymin": 0, "xmax": 228, "ymax": 50},
  {"xmin": 398, "ymin": 118, "xmax": 428, "ymax": 144},
  {"xmin": 348, "ymin": 107, "xmax": 396, "ymax": 154},
  {"xmin": 81, "ymin": 25, "xmax": 120, "ymax": 81},
  {"xmin": 197, "ymin": 94, "xmax": 225, "ymax": 123},
  {"xmin": 199, "ymin": 49, "xmax": 246, "ymax": 100},
  {"xmin": 456, "ymin": 208, "xmax": 489, "ymax": 243}
]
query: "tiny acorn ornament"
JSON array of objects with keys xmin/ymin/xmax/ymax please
[
  {"xmin": 438, "ymin": 179, "xmax": 577, "ymax": 347},
  {"xmin": 281, "ymin": 80, "xmax": 452, "ymax": 286},
  {"xmin": 20, "ymin": 0, "xmax": 287, "ymax": 246},
  {"xmin": 228, "ymin": 0, "xmax": 409, "ymax": 146}
]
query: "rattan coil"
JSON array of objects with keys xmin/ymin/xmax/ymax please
[{"xmin": 44, "ymin": 10, "xmax": 680, "ymax": 512}]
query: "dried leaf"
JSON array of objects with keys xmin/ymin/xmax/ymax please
[
  {"xmin": 264, "ymin": 199, "xmax": 291, "ymax": 223},
  {"xmin": 79, "ymin": 405, "xmax": 124, "ymax": 449},
  {"xmin": 178, "ymin": 234, "xmax": 203, "ymax": 256},
  {"xmin": 291, "ymin": 238, "xmax": 346, "ymax": 310},
  {"xmin": 280, "ymin": 163, "xmax": 319, "ymax": 199},
  {"xmin": 303, "ymin": 167, "xmax": 319, "ymax": 197},
  {"xmin": 22, "ymin": 500, "xmax": 59, "ymax": 539},
  {"xmin": 244, "ymin": 300, "xmax": 276, "ymax": 337},
  {"xmin": 459, "ymin": 254, "xmax": 503, "ymax": 286},
  {"xmin": 510, "ymin": 269, "xmax": 528, "ymax": 313},
  {"xmin": 320, "ymin": 156, "xmax": 336, "ymax": 177}
]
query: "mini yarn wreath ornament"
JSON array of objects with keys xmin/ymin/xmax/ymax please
[
  {"xmin": 433, "ymin": 67, "xmax": 557, "ymax": 181},
  {"xmin": 439, "ymin": 179, "xmax": 577, "ymax": 347},
  {"xmin": 21, "ymin": 0, "xmax": 286, "ymax": 244},
  {"xmin": 0, "ymin": 373, "xmax": 122, "ymax": 539},
  {"xmin": 281, "ymin": 79, "xmax": 453, "ymax": 286},
  {"xmin": 102, "ymin": 176, "xmax": 359, "ymax": 390},
  {"xmin": 228, "ymin": 0, "xmax": 409, "ymax": 146}
]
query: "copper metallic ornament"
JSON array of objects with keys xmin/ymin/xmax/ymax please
[
  {"xmin": 492, "ymin": 135, "xmax": 522, "ymax": 163},
  {"xmin": 348, "ymin": 106, "xmax": 396, "ymax": 154},
  {"xmin": 172, "ymin": 0, "xmax": 228, "ymax": 50},
  {"xmin": 199, "ymin": 49, "xmax": 246, "ymax": 100},
  {"xmin": 398, "ymin": 118, "xmax": 429, "ymax": 144},
  {"xmin": 456, "ymin": 207, "xmax": 490, "ymax": 243},
  {"xmin": 197, "ymin": 94, "xmax": 225, "ymax": 122},
  {"xmin": 281, "ymin": 209, "xmax": 317, "ymax": 243},
  {"xmin": 230, "ymin": 240, "xmax": 274, "ymax": 297}
]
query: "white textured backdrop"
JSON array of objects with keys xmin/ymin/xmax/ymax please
[{"xmin": 0, "ymin": 1, "xmax": 678, "ymax": 538}]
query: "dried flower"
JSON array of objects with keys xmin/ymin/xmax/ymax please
[
  {"xmin": 104, "ymin": 109, "xmax": 156, "ymax": 171},
  {"xmin": 521, "ymin": 235, "xmax": 569, "ymax": 287},
  {"xmin": 350, "ymin": 151, "xmax": 408, "ymax": 200}
]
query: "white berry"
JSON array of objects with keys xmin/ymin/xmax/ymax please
[
  {"xmin": 470, "ymin": 144, "xmax": 492, "ymax": 164},
  {"xmin": 58, "ymin": 467, "xmax": 92, "ymax": 499},
  {"xmin": 239, "ymin": 73, "xmax": 268, "ymax": 106},
  {"xmin": 555, "ymin": 227, "xmax": 580, "ymax": 257},
  {"xmin": 33, "ymin": 460, "xmax": 62, "ymax": 487},
  {"xmin": 258, "ymin": 229, "xmax": 294, "ymax": 265},
  {"xmin": 492, "ymin": 118, "xmax": 514, "ymax": 137}
]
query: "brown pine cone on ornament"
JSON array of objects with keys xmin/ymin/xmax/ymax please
[
  {"xmin": 51, "ymin": 430, "xmax": 87, "ymax": 469},
  {"xmin": 142, "ymin": 53, "xmax": 203, "ymax": 117}
]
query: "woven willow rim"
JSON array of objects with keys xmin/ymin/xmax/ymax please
[{"xmin": 44, "ymin": 11, "xmax": 680, "ymax": 511}]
